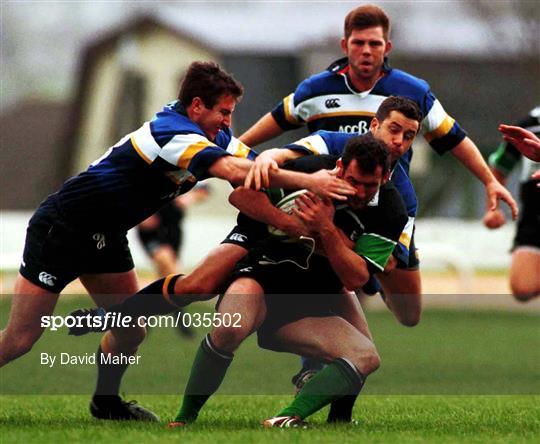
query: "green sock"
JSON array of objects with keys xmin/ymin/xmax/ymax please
[
  {"xmin": 278, "ymin": 358, "xmax": 365, "ymax": 420},
  {"xmin": 174, "ymin": 334, "xmax": 233, "ymax": 423}
]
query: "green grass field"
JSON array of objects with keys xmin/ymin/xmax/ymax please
[{"xmin": 1, "ymin": 297, "xmax": 539, "ymax": 442}]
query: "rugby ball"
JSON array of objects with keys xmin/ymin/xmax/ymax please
[{"xmin": 268, "ymin": 189, "xmax": 309, "ymax": 238}]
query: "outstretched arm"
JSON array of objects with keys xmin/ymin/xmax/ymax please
[
  {"xmin": 450, "ymin": 137, "xmax": 518, "ymax": 219},
  {"xmin": 498, "ymin": 124, "xmax": 540, "ymax": 162},
  {"xmin": 209, "ymin": 156, "xmax": 355, "ymax": 201}
]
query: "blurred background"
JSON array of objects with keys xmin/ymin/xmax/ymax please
[{"xmin": 1, "ymin": 0, "xmax": 539, "ymax": 290}]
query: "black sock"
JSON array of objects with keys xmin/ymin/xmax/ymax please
[
  {"xmin": 327, "ymin": 394, "xmax": 359, "ymax": 423},
  {"xmin": 107, "ymin": 274, "xmax": 183, "ymax": 317},
  {"xmin": 93, "ymin": 345, "xmax": 130, "ymax": 399}
]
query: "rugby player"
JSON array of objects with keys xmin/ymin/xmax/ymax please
[
  {"xmin": 240, "ymin": 3, "xmax": 518, "ymax": 326},
  {"xmin": 483, "ymin": 107, "xmax": 540, "ymax": 301},
  {"xmin": 0, "ymin": 61, "xmax": 352, "ymax": 421},
  {"xmin": 168, "ymin": 133, "xmax": 408, "ymax": 428}
]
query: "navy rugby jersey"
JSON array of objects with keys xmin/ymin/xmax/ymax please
[
  {"xmin": 284, "ymin": 130, "xmax": 416, "ymax": 265},
  {"xmin": 50, "ymin": 101, "xmax": 256, "ymax": 232},
  {"xmin": 271, "ymin": 58, "xmax": 467, "ymax": 172},
  {"xmin": 489, "ymin": 106, "xmax": 540, "ymax": 183}
]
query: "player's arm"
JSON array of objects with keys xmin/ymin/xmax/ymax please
[
  {"xmin": 229, "ymin": 187, "xmax": 307, "ymax": 238},
  {"xmin": 209, "ymin": 155, "xmax": 354, "ymax": 200},
  {"xmin": 450, "ymin": 137, "xmax": 518, "ymax": 219},
  {"xmin": 245, "ymin": 132, "xmax": 335, "ymax": 189},
  {"xmin": 482, "ymin": 135, "xmax": 521, "ymax": 229},
  {"xmin": 239, "ymin": 113, "xmax": 284, "ymax": 147},
  {"xmin": 498, "ymin": 124, "xmax": 540, "ymax": 161},
  {"xmin": 292, "ymin": 192, "xmax": 371, "ymax": 291}
]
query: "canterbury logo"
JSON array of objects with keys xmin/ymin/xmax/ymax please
[
  {"xmin": 93, "ymin": 233, "xmax": 106, "ymax": 250},
  {"xmin": 325, "ymin": 98, "xmax": 341, "ymax": 108},
  {"xmin": 38, "ymin": 272, "xmax": 56, "ymax": 287},
  {"xmin": 229, "ymin": 233, "xmax": 247, "ymax": 243}
]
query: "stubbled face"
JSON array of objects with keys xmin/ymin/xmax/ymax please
[
  {"xmin": 338, "ymin": 158, "xmax": 385, "ymax": 209},
  {"xmin": 370, "ymin": 111, "xmax": 419, "ymax": 162},
  {"xmin": 341, "ymin": 26, "xmax": 391, "ymax": 84},
  {"xmin": 193, "ymin": 94, "xmax": 236, "ymax": 140}
]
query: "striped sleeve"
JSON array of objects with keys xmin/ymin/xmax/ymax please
[
  {"xmin": 158, "ymin": 133, "xmax": 230, "ymax": 180},
  {"xmin": 421, "ymin": 92, "xmax": 467, "ymax": 154},
  {"xmin": 226, "ymin": 136, "xmax": 258, "ymax": 161},
  {"xmin": 284, "ymin": 134, "xmax": 330, "ymax": 155}
]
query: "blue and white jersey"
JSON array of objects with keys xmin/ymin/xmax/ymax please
[
  {"xmin": 272, "ymin": 58, "xmax": 467, "ymax": 172},
  {"xmin": 52, "ymin": 101, "xmax": 256, "ymax": 232},
  {"xmin": 285, "ymin": 130, "xmax": 416, "ymax": 265}
]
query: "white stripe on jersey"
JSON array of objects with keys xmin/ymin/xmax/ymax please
[
  {"xmin": 159, "ymin": 133, "xmax": 216, "ymax": 169},
  {"xmin": 291, "ymin": 134, "xmax": 330, "ymax": 155},
  {"xmin": 422, "ymin": 99, "xmax": 455, "ymax": 142},
  {"xmin": 295, "ymin": 94, "xmax": 385, "ymax": 123},
  {"xmin": 399, "ymin": 216, "xmax": 415, "ymax": 249},
  {"xmin": 130, "ymin": 122, "xmax": 161, "ymax": 163},
  {"xmin": 283, "ymin": 93, "xmax": 300, "ymax": 124},
  {"xmin": 226, "ymin": 137, "xmax": 252, "ymax": 158}
]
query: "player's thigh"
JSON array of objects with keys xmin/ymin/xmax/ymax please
[
  {"xmin": 334, "ymin": 291, "xmax": 373, "ymax": 340},
  {"xmin": 80, "ymin": 270, "xmax": 139, "ymax": 308},
  {"xmin": 263, "ymin": 316, "xmax": 378, "ymax": 371},
  {"xmin": 209, "ymin": 278, "xmax": 266, "ymax": 353},
  {"xmin": 510, "ymin": 248, "xmax": 540, "ymax": 298},
  {"xmin": 3, "ymin": 274, "xmax": 59, "ymax": 341},
  {"xmin": 175, "ymin": 243, "xmax": 248, "ymax": 295}
]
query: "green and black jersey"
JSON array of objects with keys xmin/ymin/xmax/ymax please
[{"xmin": 234, "ymin": 154, "xmax": 408, "ymax": 294}]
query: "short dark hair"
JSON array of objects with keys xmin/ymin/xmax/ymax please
[
  {"xmin": 178, "ymin": 61, "xmax": 244, "ymax": 108},
  {"xmin": 344, "ymin": 4, "xmax": 390, "ymax": 40},
  {"xmin": 342, "ymin": 133, "xmax": 391, "ymax": 176},
  {"xmin": 375, "ymin": 96, "xmax": 422, "ymax": 123}
]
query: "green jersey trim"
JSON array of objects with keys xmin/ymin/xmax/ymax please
[
  {"xmin": 354, "ymin": 232, "xmax": 397, "ymax": 271},
  {"xmin": 488, "ymin": 142, "xmax": 517, "ymax": 176}
]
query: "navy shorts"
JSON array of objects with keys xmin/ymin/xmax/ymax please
[{"xmin": 20, "ymin": 200, "xmax": 134, "ymax": 293}]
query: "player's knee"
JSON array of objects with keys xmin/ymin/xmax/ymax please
[
  {"xmin": 351, "ymin": 346, "xmax": 380, "ymax": 375},
  {"xmin": 211, "ymin": 325, "xmax": 249, "ymax": 352},
  {"xmin": 397, "ymin": 311, "xmax": 421, "ymax": 327},
  {"xmin": 510, "ymin": 280, "xmax": 539, "ymax": 302}
]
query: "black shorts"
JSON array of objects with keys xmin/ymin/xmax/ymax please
[
  {"xmin": 513, "ymin": 180, "xmax": 540, "ymax": 250},
  {"xmin": 137, "ymin": 203, "xmax": 185, "ymax": 256},
  {"xmin": 221, "ymin": 223, "xmax": 268, "ymax": 251},
  {"xmin": 20, "ymin": 199, "xmax": 134, "ymax": 293}
]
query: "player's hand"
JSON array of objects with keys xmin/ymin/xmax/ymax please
[
  {"xmin": 482, "ymin": 208, "xmax": 506, "ymax": 230},
  {"xmin": 244, "ymin": 151, "xmax": 279, "ymax": 190},
  {"xmin": 498, "ymin": 124, "xmax": 540, "ymax": 161},
  {"xmin": 308, "ymin": 168, "xmax": 356, "ymax": 201},
  {"xmin": 485, "ymin": 180, "xmax": 518, "ymax": 220},
  {"xmin": 278, "ymin": 214, "xmax": 310, "ymax": 238},
  {"xmin": 292, "ymin": 192, "xmax": 335, "ymax": 234}
]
